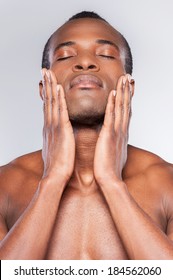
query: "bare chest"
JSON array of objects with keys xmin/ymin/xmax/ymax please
[
  {"xmin": 45, "ymin": 189, "xmax": 128, "ymax": 259},
  {"xmin": 45, "ymin": 180, "xmax": 165, "ymax": 260},
  {"xmin": 7, "ymin": 178, "xmax": 166, "ymax": 260}
]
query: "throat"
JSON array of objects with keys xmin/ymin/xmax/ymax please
[{"xmin": 69, "ymin": 125, "xmax": 101, "ymax": 191}]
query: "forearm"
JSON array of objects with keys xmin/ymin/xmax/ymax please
[
  {"xmin": 101, "ymin": 180, "xmax": 173, "ymax": 260},
  {"xmin": 0, "ymin": 177, "xmax": 65, "ymax": 260}
]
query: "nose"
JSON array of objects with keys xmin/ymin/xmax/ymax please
[{"xmin": 72, "ymin": 52, "xmax": 100, "ymax": 72}]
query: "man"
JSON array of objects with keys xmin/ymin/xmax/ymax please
[{"xmin": 0, "ymin": 11, "xmax": 173, "ymax": 260}]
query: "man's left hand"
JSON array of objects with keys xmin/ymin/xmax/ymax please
[{"xmin": 94, "ymin": 74, "xmax": 134, "ymax": 186}]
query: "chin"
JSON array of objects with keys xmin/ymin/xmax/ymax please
[
  {"xmin": 69, "ymin": 112, "xmax": 105, "ymax": 126},
  {"xmin": 66, "ymin": 89, "xmax": 108, "ymax": 126},
  {"xmin": 67, "ymin": 97, "xmax": 106, "ymax": 126}
]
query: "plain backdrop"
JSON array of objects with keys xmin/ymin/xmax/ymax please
[{"xmin": 0, "ymin": 0, "xmax": 173, "ymax": 165}]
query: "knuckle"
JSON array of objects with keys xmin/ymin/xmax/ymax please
[
  {"xmin": 44, "ymin": 96, "xmax": 50, "ymax": 103},
  {"xmin": 52, "ymin": 121, "xmax": 59, "ymax": 129},
  {"xmin": 121, "ymin": 130, "xmax": 127, "ymax": 138},
  {"xmin": 43, "ymin": 124, "xmax": 50, "ymax": 132},
  {"xmin": 125, "ymin": 101, "xmax": 131, "ymax": 109},
  {"xmin": 43, "ymin": 126, "xmax": 46, "ymax": 135},
  {"xmin": 121, "ymin": 127, "xmax": 128, "ymax": 139},
  {"xmin": 124, "ymin": 105, "xmax": 131, "ymax": 114},
  {"xmin": 59, "ymin": 104, "xmax": 67, "ymax": 112},
  {"xmin": 43, "ymin": 103, "xmax": 49, "ymax": 112},
  {"xmin": 114, "ymin": 130, "xmax": 119, "ymax": 138},
  {"xmin": 118, "ymin": 102, "xmax": 124, "ymax": 110},
  {"xmin": 51, "ymin": 97, "xmax": 57, "ymax": 105}
]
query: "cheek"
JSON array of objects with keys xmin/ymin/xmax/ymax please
[
  {"xmin": 50, "ymin": 65, "xmax": 69, "ymax": 85},
  {"xmin": 104, "ymin": 64, "xmax": 125, "ymax": 90}
]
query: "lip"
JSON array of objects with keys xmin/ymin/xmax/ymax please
[{"xmin": 70, "ymin": 74, "xmax": 103, "ymax": 89}]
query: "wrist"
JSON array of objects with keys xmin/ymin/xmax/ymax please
[
  {"xmin": 40, "ymin": 174, "xmax": 67, "ymax": 192},
  {"xmin": 97, "ymin": 175, "xmax": 124, "ymax": 189},
  {"xmin": 99, "ymin": 177, "xmax": 127, "ymax": 196}
]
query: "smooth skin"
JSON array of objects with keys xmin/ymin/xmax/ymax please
[{"xmin": 0, "ymin": 18, "xmax": 173, "ymax": 260}]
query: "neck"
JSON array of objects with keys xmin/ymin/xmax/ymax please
[{"xmin": 68, "ymin": 124, "xmax": 101, "ymax": 192}]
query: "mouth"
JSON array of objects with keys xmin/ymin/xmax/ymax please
[{"xmin": 70, "ymin": 74, "xmax": 103, "ymax": 89}]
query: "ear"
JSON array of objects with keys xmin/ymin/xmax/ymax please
[{"xmin": 39, "ymin": 80, "xmax": 44, "ymax": 100}]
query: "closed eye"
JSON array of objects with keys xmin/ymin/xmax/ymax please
[
  {"xmin": 98, "ymin": 54, "xmax": 115, "ymax": 59},
  {"xmin": 57, "ymin": 56, "xmax": 74, "ymax": 61}
]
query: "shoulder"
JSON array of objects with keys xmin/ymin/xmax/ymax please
[
  {"xmin": 126, "ymin": 144, "xmax": 173, "ymax": 206},
  {"xmin": 126, "ymin": 145, "xmax": 173, "ymax": 179},
  {"xmin": 0, "ymin": 150, "xmax": 43, "ymax": 193},
  {"xmin": 0, "ymin": 151, "xmax": 43, "ymax": 227}
]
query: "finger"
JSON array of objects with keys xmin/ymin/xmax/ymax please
[
  {"xmin": 42, "ymin": 69, "xmax": 52, "ymax": 127},
  {"xmin": 130, "ymin": 78, "xmax": 135, "ymax": 97},
  {"xmin": 114, "ymin": 75, "xmax": 126, "ymax": 131},
  {"xmin": 41, "ymin": 68, "xmax": 47, "ymax": 126},
  {"xmin": 58, "ymin": 85, "xmax": 70, "ymax": 124},
  {"xmin": 49, "ymin": 70, "xmax": 59, "ymax": 127},
  {"xmin": 103, "ymin": 90, "xmax": 115, "ymax": 129},
  {"xmin": 122, "ymin": 74, "xmax": 132, "ymax": 133}
]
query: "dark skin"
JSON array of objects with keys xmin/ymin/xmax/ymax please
[{"xmin": 0, "ymin": 18, "xmax": 173, "ymax": 260}]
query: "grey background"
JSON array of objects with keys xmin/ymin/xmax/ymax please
[{"xmin": 0, "ymin": 0, "xmax": 173, "ymax": 165}]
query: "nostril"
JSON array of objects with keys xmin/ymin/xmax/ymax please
[
  {"xmin": 75, "ymin": 65, "xmax": 83, "ymax": 70},
  {"xmin": 73, "ymin": 62, "xmax": 99, "ymax": 72},
  {"xmin": 88, "ymin": 65, "xmax": 96, "ymax": 69}
]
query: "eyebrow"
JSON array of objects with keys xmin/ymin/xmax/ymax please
[
  {"xmin": 53, "ymin": 41, "xmax": 76, "ymax": 53},
  {"xmin": 53, "ymin": 39, "xmax": 120, "ymax": 54},
  {"xmin": 96, "ymin": 39, "xmax": 120, "ymax": 51}
]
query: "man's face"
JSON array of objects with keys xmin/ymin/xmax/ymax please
[{"xmin": 49, "ymin": 18, "xmax": 125, "ymax": 125}]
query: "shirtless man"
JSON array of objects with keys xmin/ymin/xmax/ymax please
[{"xmin": 0, "ymin": 11, "xmax": 173, "ymax": 260}]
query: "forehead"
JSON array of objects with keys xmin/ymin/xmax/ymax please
[{"xmin": 50, "ymin": 18, "xmax": 122, "ymax": 50}]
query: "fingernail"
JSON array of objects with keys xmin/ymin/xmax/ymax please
[
  {"xmin": 123, "ymin": 76, "xmax": 127, "ymax": 85},
  {"xmin": 127, "ymin": 74, "xmax": 132, "ymax": 83},
  {"xmin": 57, "ymin": 84, "xmax": 60, "ymax": 94},
  {"xmin": 112, "ymin": 90, "xmax": 116, "ymax": 96},
  {"xmin": 41, "ymin": 69, "xmax": 45, "ymax": 81},
  {"xmin": 46, "ymin": 70, "xmax": 51, "ymax": 82},
  {"xmin": 127, "ymin": 74, "xmax": 135, "ymax": 85}
]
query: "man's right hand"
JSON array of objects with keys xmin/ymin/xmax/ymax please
[{"xmin": 41, "ymin": 69, "xmax": 75, "ymax": 187}]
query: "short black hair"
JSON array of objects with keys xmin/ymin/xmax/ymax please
[
  {"xmin": 69, "ymin": 11, "xmax": 107, "ymax": 22},
  {"xmin": 41, "ymin": 11, "xmax": 133, "ymax": 74}
]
